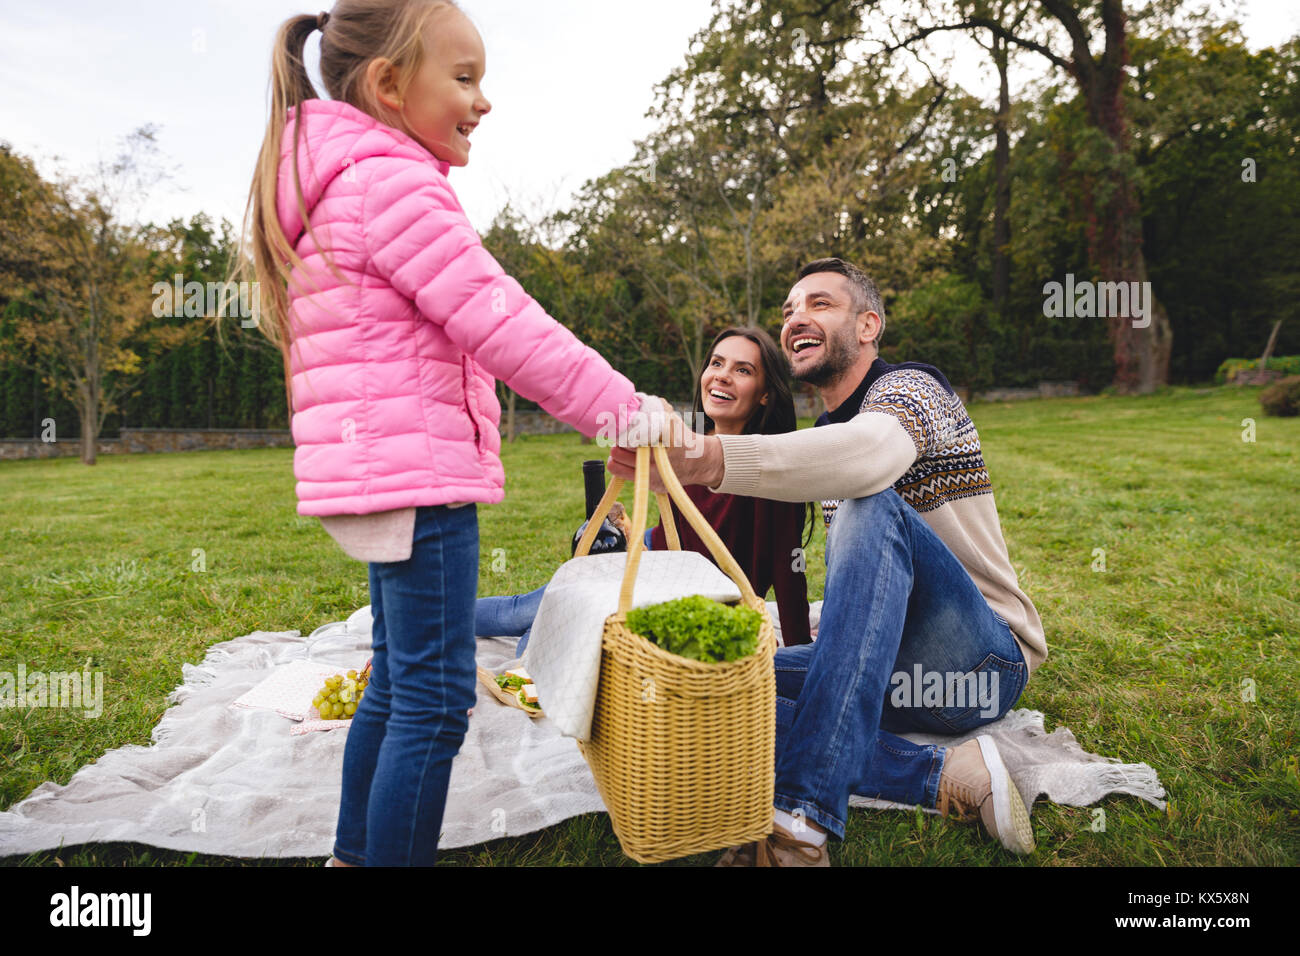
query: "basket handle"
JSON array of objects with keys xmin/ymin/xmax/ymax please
[
  {"xmin": 573, "ymin": 446, "xmax": 760, "ymax": 614},
  {"xmin": 574, "ymin": 456, "xmax": 679, "ymax": 556},
  {"xmin": 656, "ymin": 490, "xmax": 681, "ymax": 550}
]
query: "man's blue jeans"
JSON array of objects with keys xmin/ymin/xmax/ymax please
[
  {"xmin": 333, "ymin": 504, "xmax": 479, "ymax": 866},
  {"xmin": 773, "ymin": 490, "xmax": 1028, "ymax": 840}
]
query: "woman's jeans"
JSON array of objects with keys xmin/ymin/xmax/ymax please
[
  {"xmin": 475, "ymin": 586, "xmax": 544, "ymax": 657},
  {"xmin": 772, "ymin": 490, "xmax": 1028, "ymax": 840},
  {"xmin": 332, "ymin": 504, "xmax": 478, "ymax": 867},
  {"xmin": 475, "ymin": 528, "xmax": 657, "ymax": 656}
]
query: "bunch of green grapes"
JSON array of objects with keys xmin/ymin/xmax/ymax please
[{"xmin": 312, "ymin": 667, "xmax": 370, "ymax": 720}]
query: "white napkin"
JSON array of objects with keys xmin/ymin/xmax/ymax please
[
  {"xmin": 229, "ymin": 659, "xmax": 353, "ymax": 721},
  {"xmin": 522, "ymin": 550, "xmax": 742, "ymax": 741}
]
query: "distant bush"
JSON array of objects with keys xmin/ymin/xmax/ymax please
[
  {"xmin": 885, "ymin": 275, "xmax": 995, "ymax": 391},
  {"xmin": 1215, "ymin": 356, "xmax": 1300, "ymax": 384},
  {"xmin": 1260, "ymin": 376, "xmax": 1300, "ymax": 417}
]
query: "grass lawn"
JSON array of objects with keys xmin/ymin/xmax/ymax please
[{"xmin": 0, "ymin": 385, "xmax": 1296, "ymax": 866}]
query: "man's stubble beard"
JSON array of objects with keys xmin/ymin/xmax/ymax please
[{"xmin": 789, "ymin": 322, "xmax": 861, "ymax": 388}]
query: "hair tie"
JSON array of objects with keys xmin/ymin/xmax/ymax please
[{"xmin": 317, "ymin": 10, "xmax": 330, "ymax": 30}]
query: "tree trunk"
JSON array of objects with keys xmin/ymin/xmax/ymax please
[
  {"xmin": 79, "ymin": 385, "xmax": 97, "ymax": 465},
  {"xmin": 1258, "ymin": 319, "xmax": 1283, "ymax": 369},
  {"xmin": 992, "ymin": 33, "xmax": 1011, "ymax": 318},
  {"xmin": 1090, "ymin": 147, "xmax": 1173, "ymax": 392},
  {"xmin": 1079, "ymin": 1, "xmax": 1172, "ymax": 394},
  {"xmin": 78, "ymin": 333, "xmax": 101, "ymax": 464},
  {"xmin": 30, "ymin": 346, "xmax": 40, "ymax": 438}
]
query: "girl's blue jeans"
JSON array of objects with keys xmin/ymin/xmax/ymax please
[
  {"xmin": 475, "ymin": 528, "xmax": 656, "ymax": 656},
  {"xmin": 772, "ymin": 490, "xmax": 1028, "ymax": 839},
  {"xmin": 332, "ymin": 504, "xmax": 479, "ymax": 867}
]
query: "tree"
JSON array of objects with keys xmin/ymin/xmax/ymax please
[
  {"xmin": 0, "ymin": 130, "xmax": 189, "ymax": 462},
  {"xmin": 888, "ymin": 0, "xmax": 1178, "ymax": 392},
  {"xmin": 958, "ymin": 0, "xmax": 1035, "ymax": 319},
  {"xmin": 114, "ymin": 213, "xmax": 286, "ymax": 432},
  {"xmin": 1133, "ymin": 28, "xmax": 1300, "ymax": 379},
  {"xmin": 562, "ymin": 0, "xmax": 955, "ymax": 388}
]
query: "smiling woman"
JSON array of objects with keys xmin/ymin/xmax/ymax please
[
  {"xmin": 659, "ymin": 326, "xmax": 814, "ymax": 642},
  {"xmin": 698, "ymin": 333, "xmax": 775, "ymax": 435},
  {"xmin": 693, "ymin": 327, "xmax": 796, "ymax": 437}
]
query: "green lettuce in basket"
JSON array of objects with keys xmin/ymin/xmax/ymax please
[{"xmin": 625, "ymin": 595, "xmax": 761, "ymax": 663}]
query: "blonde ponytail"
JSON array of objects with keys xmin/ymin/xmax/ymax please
[{"xmin": 231, "ymin": 14, "xmax": 321, "ymax": 417}]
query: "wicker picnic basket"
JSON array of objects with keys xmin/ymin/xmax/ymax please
[{"xmin": 573, "ymin": 445, "xmax": 776, "ymax": 863}]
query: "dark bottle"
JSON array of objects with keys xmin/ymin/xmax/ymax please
[{"xmin": 571, "ymin": 460, "xmax": 628, "ymax": 555}]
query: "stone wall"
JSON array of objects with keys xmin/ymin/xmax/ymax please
[
  {"xmin": 497, "ymin": 410, "xmax": 586, "ymax": 439},
  {"xmin": 0, "ymin": 437, "xmax": 123, "ymax": 461},
  {"xmin": 118, "ymin": 428, "xmax": 295, "ymax": 454},
  {"xmin": 973, "ymin": 381, "xmax": 1081, "ymax": 403},
  {"xmin": 0, "ymin": 428, "xmax": 293, "ymax": 461}
]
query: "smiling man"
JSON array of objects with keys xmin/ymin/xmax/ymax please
[{"xmin": 612, "ymin": 257, "xmax": 1047, "ymax": 866}]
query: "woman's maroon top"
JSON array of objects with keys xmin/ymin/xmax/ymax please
[{"xmin": 650, "ymin": 484, "xmax": 812, "ymax": 645}]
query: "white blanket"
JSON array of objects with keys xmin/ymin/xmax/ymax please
[{"xmin": 0, "ymin": 607, "xmax": 1166, "ymax": 860}]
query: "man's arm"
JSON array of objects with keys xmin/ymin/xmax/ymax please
[
  {"xmin": 711, "ymin": 412, "xmax": 917, "ymax": 501},
  {"xmin": 609, "ymin": 411, "xmax": 917, "ymax": 502}
]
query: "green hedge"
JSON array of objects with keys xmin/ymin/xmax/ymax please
[{"xmin": 1214, "ymin": 356, "xmax": 1300, "ymax": 384}]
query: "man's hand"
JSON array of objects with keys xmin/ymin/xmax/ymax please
[{"xmin": 608, "ymin": 410, "xmax": 726, "ymax": 492}]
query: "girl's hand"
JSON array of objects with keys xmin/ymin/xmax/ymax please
[{"xmin": 614, "ymin": 393, "xmax": 677, "ymax": 447}]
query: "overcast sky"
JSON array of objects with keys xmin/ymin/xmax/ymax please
[{"xmin": 2, "ymin": 0, "xmax": 1295, "ymax": 235}]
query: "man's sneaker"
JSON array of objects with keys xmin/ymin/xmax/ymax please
[
  {"xmin": 936, "ymin": 735, "xmax": 1035, "ymax": 854},
  {"xmin": 715, "ymin": 824, "xmax": 829, "ymax": 867}
]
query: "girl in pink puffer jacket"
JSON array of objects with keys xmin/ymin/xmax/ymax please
[{"xmin": 240, "ymin": 1, "xmax": 661, "ymax": 867}]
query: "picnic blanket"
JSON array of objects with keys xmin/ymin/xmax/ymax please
[{"xmin": 0, "ymin": 605, "xmax": 1166, "ymax": 860}]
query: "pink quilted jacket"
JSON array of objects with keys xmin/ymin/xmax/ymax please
[{"xmin": 276, "ymin": 99, "xmax": 638, "ymax": 516}]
